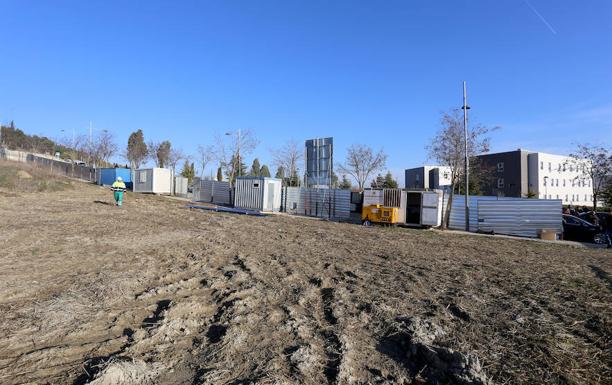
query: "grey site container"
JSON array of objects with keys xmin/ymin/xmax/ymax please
[
  {"xmin": 194, "ymin": 180, "xmax": 231, "ymax": 205},
  {"xmin": 282, "ymin": 187, "xmax": 351, "ymax": 219},
  {"xmin": 234, "ymin": 177, "xmax": 282, "ymax": 212},
  {"xmin": 133, "ymin": 168, "xmax": 173, "ymax": 194}
]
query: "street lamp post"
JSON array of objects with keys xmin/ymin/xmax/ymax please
[
  {"xmin": 225, "ymin": 129, "xmax": 242, "ymax": 181},
  {"xmin": 462, "ymin": 81, "xmax": 471, "ymax": 232}
]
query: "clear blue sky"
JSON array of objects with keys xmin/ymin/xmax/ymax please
[{"xmin": 1, "ymin": 0, "xmax": 611, "ymax": 183}]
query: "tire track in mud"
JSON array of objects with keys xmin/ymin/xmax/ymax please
[
  {"xmin": 72, "ymin": 298, "xmax": 173, "ymax": 385},
  {"xmin": 319, "ymin": 286, "xmax": 342, "ymax": 385}
]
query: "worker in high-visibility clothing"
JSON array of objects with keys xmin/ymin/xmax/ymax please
[{"xmin": 111, "ymin": 177, "xmax": 127, "ymax": 207}]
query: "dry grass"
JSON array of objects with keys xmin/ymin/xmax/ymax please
[
  {"xmin": 0, "ymin": 164, "xmax": 610, "ymax": 385},
  {"xmin": 0, "ymin": 159, "xmax": 73, "ymax": 193}
]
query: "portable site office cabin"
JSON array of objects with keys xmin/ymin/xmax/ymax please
[
  {"xmin": 97, "ymin": 168, "xmax": 132, "ymax": 189},
  {"xmin": 234, "ymin": 177, "xmax": 282, "ymax": 212},
  {"xmin": 133, "ymin": 168, "xmax": 173, "ymax": 194}
]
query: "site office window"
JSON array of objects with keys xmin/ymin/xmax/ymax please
[
  {"xmin": 497, "ymin": 178, "xmax": 504, "ymax": 188},
  {"xmin": 497, "ymin": 162, "xmax": 504, "ymax": 172}
]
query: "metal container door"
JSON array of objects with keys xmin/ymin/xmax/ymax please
[
  {"xmin": 420, "ymin": 192, "xmax": 439, "ymax": 226},
  {"xmin": 266, "ymin": 182, "xmax": 275, "ymax": 211}
]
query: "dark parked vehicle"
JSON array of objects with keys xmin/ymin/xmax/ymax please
[
  {"xmin": 562, "ymin": 214, "xmax": 606, "ymax": 244},
  {"xmin": 578, "ymin": 211, "xmax": 610, "ymax": 227}
]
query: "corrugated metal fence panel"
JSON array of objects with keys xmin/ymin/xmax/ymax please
[
  {"xmin": 478, "ymin": 199, "xmax": 562, "ymax": 237},
  {"xmin": 212, "ymin": 181, "xmax": 231, "ymax": 205},
  {"xmin": 282, "ymin": 187, "xmax": 351, "ymax": 219},
  {"xmin": 447, "ymin": 195, "xmax": 517, "ymax": 231},
  {"xmin": 194, "ymin": 180, "xmax": 231, "ymax": 204}
]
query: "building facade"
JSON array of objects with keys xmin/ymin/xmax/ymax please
[
  {"xmin": 404, "ymin": 166, "xmax": 451, "ymax": 190},
  {"xmin": 476, "ymin": 149, "xmax": 531, "ymax": 197},
  {"xmin": 407, "ymin": 150, "xmax": 594, "ymax": 206},
  {"xmin": 527, "ymin": 152, "xmax": 593, "ymax": 206}
]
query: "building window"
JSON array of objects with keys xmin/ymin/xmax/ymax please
[
  {"xmin": 557, "ymin": 164, "xmax": 561, "ymax": 171},
  {"xmin": 565, "ymin": 195, "xmax": 568, "ymax": 202},
  {"xmin": 563, "ymin": 164, "xmax": 566, "ymax": 172},
  {"xmin": 540, "ymin": 161, "xmax": 543, "ymax": 170},
  {"xmin": 548, "ymin": 162, "xmax": 551, "ymax": 171},
  {"xmin": 543, "ymin": 178, "xmax": 547, "ymax": 186},
  {"xmin": 416, "ymin": 174, "xmax": 420, "ymax": 182},
  {"xmin": 139, "ymin": 171, "xmax": 146, "ymax": 183},
  {"xmin": 497, "ymin": 178, "xmax": 504, "ymax": 188},
  {"xmin": 563, "ymin": 179, "xmax": 566, "ymax": 187},
  {"xmin": 556, "ymin": 179, "xmax": 559, "ymax": 187},
  {"xmin": 556, "ymin": 194, "xmax": 559, "ymax": 199},
  {"xmin": 585, "ymin": 194, "xmax": 588, "ymax": 201},
  {"xmin": 497, "ymin": 162, "xmax": 504, "ymax": 172},
  {"xmin": 576, "ymin": 195, "xmax": 580, "ymax": 202}
]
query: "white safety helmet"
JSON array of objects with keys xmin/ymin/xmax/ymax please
[{"xmin": 117, "ymin": 177, "xmax": 123, "ymax": 181}]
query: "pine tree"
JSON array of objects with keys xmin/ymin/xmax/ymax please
[
  {"xmin": 250, "ymin": 158, "xmax": 261, "ymax": 176},
  {"xmin": 126, "ymin": 129, "xmax": 147, "ymax": 169},
  {"xmin": 216, "ymin": 166, "xmax": 223, "ymax": 182},
  {"xmin": 260, "ymin": 165, "xmax": 271, "ymax": 177},
  {"xmin": 339, "ymin": 175, "xmax": 352, "ymax": 190},
  {"xmin": 180, "ymin": 160, "xmax": 195, "ymax": 183},
  {"xmin": 275, "ymin": 166, "xmax": 285, "ymax": 179},
  {"xmin": 384, "ymin": 171, "xmax": 398, "ymax": 188}
]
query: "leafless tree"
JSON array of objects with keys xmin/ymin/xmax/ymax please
[
  {"xmin": 565, "ymin": 144, "xmax": 612, "ymax": 210},
  {"xmin": 168, "ymin": 147, "xmax": 185, "ymax": 173},
  {"xmin": 338, "ymin": 144, "xmax": 387, "ymax": 191},
  {"xmin": 427, "ymin": 109, "xmax": 495, "ymax": 229},
  {"xmin": 196, "ymin": 144, "xmax": 215, "ymax": 179},
  {"xmin": 95, "ymin": 130, "xmax": 118, "ymax": 164},
  {"xmin": 214, "ymin": 129, "xmax": 258, "ymax": 185},
  {"xmin": 272, "ymin": 139, "xmax": 303, "ymax": 186}
]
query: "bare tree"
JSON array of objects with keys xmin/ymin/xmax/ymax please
[
  {"xmin": 338, "ymin": 144, "xmax": 387, "ymax": 191},
  {"xmin": 168, "ymin": 147, "xmax": 185, "ymax": 173},
  {"xmin": 427, "ymin": 110, "xmax": 495, "ymax": 229},
  {"xmin": 95, "ymin": 130, "xmax": 117, "ymax": 164},
  {"xmin": 272, "ymin": 139, "xmax": 303, "ymax": 186},
  {"xmin": 214, "ymin": 129, "xmax": 258, "ymax": 185},
  {"xmin": 196, "ymin": 144, "xmax": 215, "ymax": 179},
  {"xmin": 565, "ymin": 144, "xmax": 612, "ymax": 210}
]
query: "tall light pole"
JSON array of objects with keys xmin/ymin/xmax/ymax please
[
  {"xmin": 462, "ymin": 81, "xmax": 471, "ymax": 232},
  {"xmin": 225, "ymin": 128, "xmax": 241, "ymax": 181}
]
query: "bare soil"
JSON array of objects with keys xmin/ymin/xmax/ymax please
[{"xmin": 0, "ymin": 172, "xmax": 610, "ymax": 385}]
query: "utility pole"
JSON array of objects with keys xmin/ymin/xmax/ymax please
[
  {"xmin": 462, "ymin": 81, "xmax": 470, "ymax": 232},
  {"xmin": 237, "ymin": 128, "xmax": 241, "ymax": 178}
]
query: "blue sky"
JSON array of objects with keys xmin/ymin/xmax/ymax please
[{"xmin": 1, "ymin": 0, "xmax": 611, "ymax": 184}]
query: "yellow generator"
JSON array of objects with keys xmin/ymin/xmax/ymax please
[{"xmin": 361, "ymin": 204, "xmax": 399, "ymax": 226}]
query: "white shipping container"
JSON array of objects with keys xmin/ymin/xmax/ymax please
[{"xmin": 133, "ymin": 168, "xmax": 173, "ymax": 194}]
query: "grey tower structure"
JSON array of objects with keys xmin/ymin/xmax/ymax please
[{"xmin": 305, "ymin": 137, "xmax": 333, "ymax": 188}]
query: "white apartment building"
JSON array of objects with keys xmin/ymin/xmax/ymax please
[{"xmin": 527, "ymin": 152, "xmax": 594, "ymax": 206}]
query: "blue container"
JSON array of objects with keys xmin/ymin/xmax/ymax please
[{"xmin": 98, "ymin": 168, "xmax": 132, "ymax": 189}]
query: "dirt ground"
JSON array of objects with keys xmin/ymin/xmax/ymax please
[{"xmin": 0, "ymin": 172, "xmax": 610, "ymax": 385}]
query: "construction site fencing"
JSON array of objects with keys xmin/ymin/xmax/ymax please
[
  {"xmin": 281, "ymin": 187, "xmax": 351, "ymax": 220},
  {"xmin": 26, "ymin": 154, "xmax": 98, "ymax": 182},
  {"xmin": 442, "ymin": 194, "xmax": 562, "ymax": 237},
  {"xmin": 193, "ymin": 180, "xmax": 231, "ymax": 205}
]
